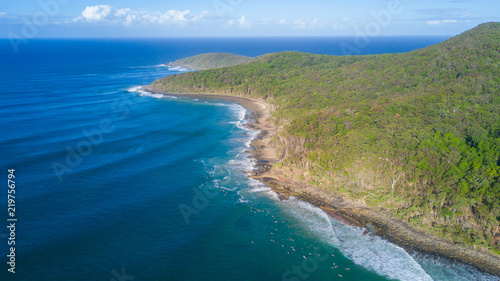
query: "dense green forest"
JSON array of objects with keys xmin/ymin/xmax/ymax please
[
  {"xmin": 150, "ymin": 23, "xmax": 500, "ymax": 253},
  {"xmin": 167, "ymin": 52, "xmax": 255, "ymax": 70}
]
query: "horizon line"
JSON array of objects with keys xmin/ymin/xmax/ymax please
[{"xmin": 0, "ymin": 35, "xmax": 454, "ymax": 40}]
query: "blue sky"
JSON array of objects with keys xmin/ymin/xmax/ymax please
[{"xmin": 0, "ymin": 0, "xmax": 498, "ymax": 38}]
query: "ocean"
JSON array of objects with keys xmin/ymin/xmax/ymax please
[{"xmin": 0, "ymin": 37, "xmax": 496, "ymax": 281}]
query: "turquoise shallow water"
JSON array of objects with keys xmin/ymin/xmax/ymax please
[{"xmin": 0, "ymin": 38, "xmax": 497, "ymax": 280}]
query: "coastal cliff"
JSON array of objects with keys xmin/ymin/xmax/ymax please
[{"xmin": 148, "ymin": 23, "xmax": 500, "ymax": 276}]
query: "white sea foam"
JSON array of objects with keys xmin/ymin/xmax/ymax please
[
  {"xmin": 412, "ymin": 253, "xmax": 498, "ymax": 281},
  {"xmin": 131, "ymin": 63, "xmax": 193, "ymax": 70},
  {"xmin": 140, "ymin": 92, "xmax": 164, "ymax": 99},
  {"xmin": 130, "ymin": 64, "xmax": 165, "ymax": 69},
  {"xmin": 237, "ymin": 198, "xmax": 250, "ymax": 204},
  {"xmin": 101, "ymin": 90, "xmax": 122, "ymax": 96},
  {"xmin": 195, "ymin": 102, "xmax": 264, "ymax": 204},
  {"xmin": 280, "ymin": 198, "xmax": 342, "ymax": 245},
  {"xmin": 227, "ymin": 158, "xmax": 255, "ymax": 172},
  {"xmin": 229, "ymin": 104, "xmax": 261, "ymax": 148},
  {"xmin": 127, "ymin": 86, "xmax": 143, "ymax": 93},
  {"xmin": 330, "ymin": 219, "xmax": 433, "ymax": 281},
  {"xmin": 217, "ymin": 101, "xmax": 273, "ymax": 202},
  {"xmin": 168, "ymin": 66, "xmax": 190, "ymax": 72},
  {"xmin": 279, "ymin": 197, "xmax": 434, "ymax": 281},
  {"xmin": 230, "ymin": 104, "xmax": 246, "ymax": 121},
  {"xmin": 127, "ymin": 86, "xmax": 163, "ymax": 99},
  {"xmin": 247, "ymin": 177, "xmax": 265, "ymax": 188},
  {"xmin": 203, "ymin": 103, "xmax": 246, "ymax": 119},
  {"xmin": 228, "ymin": 105, "xmax": 261, "ymax": 148},
  {"xmin": 204, "ymin": 102, "xmax": 230, "ymax": 107},
  {"xmin": 266, "ymin": 190, "xmax": 280, "ymax": 201},
  {"xmin": 245, "ymin": 129, "xmax": 260, "ymax": 148},
  {"xmin": 247, "ymin": 186, "xmax": 271, "ymax": 193}
]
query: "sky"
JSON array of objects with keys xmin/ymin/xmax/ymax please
[{"xmin": 0, "ymin": 0, "xmax": 499, "ymax": 38}]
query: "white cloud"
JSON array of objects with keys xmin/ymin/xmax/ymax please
[
  {"xmin": 0, "ymin": 12, "xmax": 7, "ymax": 18},
  {"xmin": 224, "ymin": 15, "xmax": 252, "ymax": 29},
  {"xmin": 427, "ymin": 19, "xmax": 459, "ymax": 25},
  {"xmin": 115, "ymin": 8, "xmax": 131, "ymax": 18},
  {"xmin": 427, "ymin": 20, "xmax": 441, "ymax": 25},
  {"xmin": 293, "ymin": 19, "xmax": 307, "ymax": 29},
  {"xmin": 238, "ymin": 15, "xmax": 252, "ymax": 28},
  {"xmin": 310, "ymin": 19, "xmax": 319, "ymax": 26},
  {"xmin": 81, "ymin": 5, "xmax": 112, "ymax": 22},
  {"xmin": 192, "ymin": 10, "xmax": 208, "ymax": 21},
  {"xmin": 260, "ymin": 17, "xmax": 274, "ymax": 27},
  {"xmin": 125, "ymin": 14, "xmax": 137, "ymax": 25},
  {"xmin": 164, "ymin": 10, "xmax": 189, "ymax": 22},
  {"xmin": 74, "ymin": 5, "xmax": 207, "ymax": 26},
  {"xmin": 271, "ymin": 18, "xmax": 335, "ymax": 30}
]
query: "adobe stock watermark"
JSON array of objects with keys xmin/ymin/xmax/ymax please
[
  {"xmin": 110, "ymin": 267, "xmax": 135, "ymax": 281},
  {"xmin": 213, "ymin": 0, "xmax": 243, "ymax": 17},
  {"xmin": 340, "ymin": 0, "xmax": 403, "ymax": 55},
  {"xmin": 179, "ymin": 185, "xmax": 220, "ymax": 224},
  {"xmin": 9, "ymin": 0, "xmax": 70, "ymax": 54},
  {"xmin": 282, "ymin": 246, "xmax": 331, "ymax": 281}
]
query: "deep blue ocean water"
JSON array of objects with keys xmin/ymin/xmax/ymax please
[{"xmin": 0, "ymin": 37, "xmax": 497, "ymax": 281}]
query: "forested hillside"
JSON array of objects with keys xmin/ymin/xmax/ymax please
[
  {"xmin": 167, "ymin": 52, "xmax": 255, "ymax": 70},
  {"xmin": 150, "ymin": 23, "xmax": 500, "ymax": 253}
]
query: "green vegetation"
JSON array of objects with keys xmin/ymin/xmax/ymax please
[
  {"xmin": 167, "ymin": 52, "xmax": 255, "ymax": 70},
  {"xmin": 150, "ymin": 23, "xmax": 500, "ymax": 253}
]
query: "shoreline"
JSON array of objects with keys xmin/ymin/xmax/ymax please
[{"xmin": 148, "ymin": 89, "xmax": 500, "ymax": 277}]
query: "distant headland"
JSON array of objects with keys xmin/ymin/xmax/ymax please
[{"xmin": 166, "ymin": 52, "xmax": 256, "ymax": 70}]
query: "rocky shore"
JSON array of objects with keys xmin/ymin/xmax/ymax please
[
  {"xmin": 244, "ymin": 98, "xmax": 500, "ymax": 278},
  {"xmin": 147, "ymin": 88, "xmax": 500, "ymax": 277}
]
